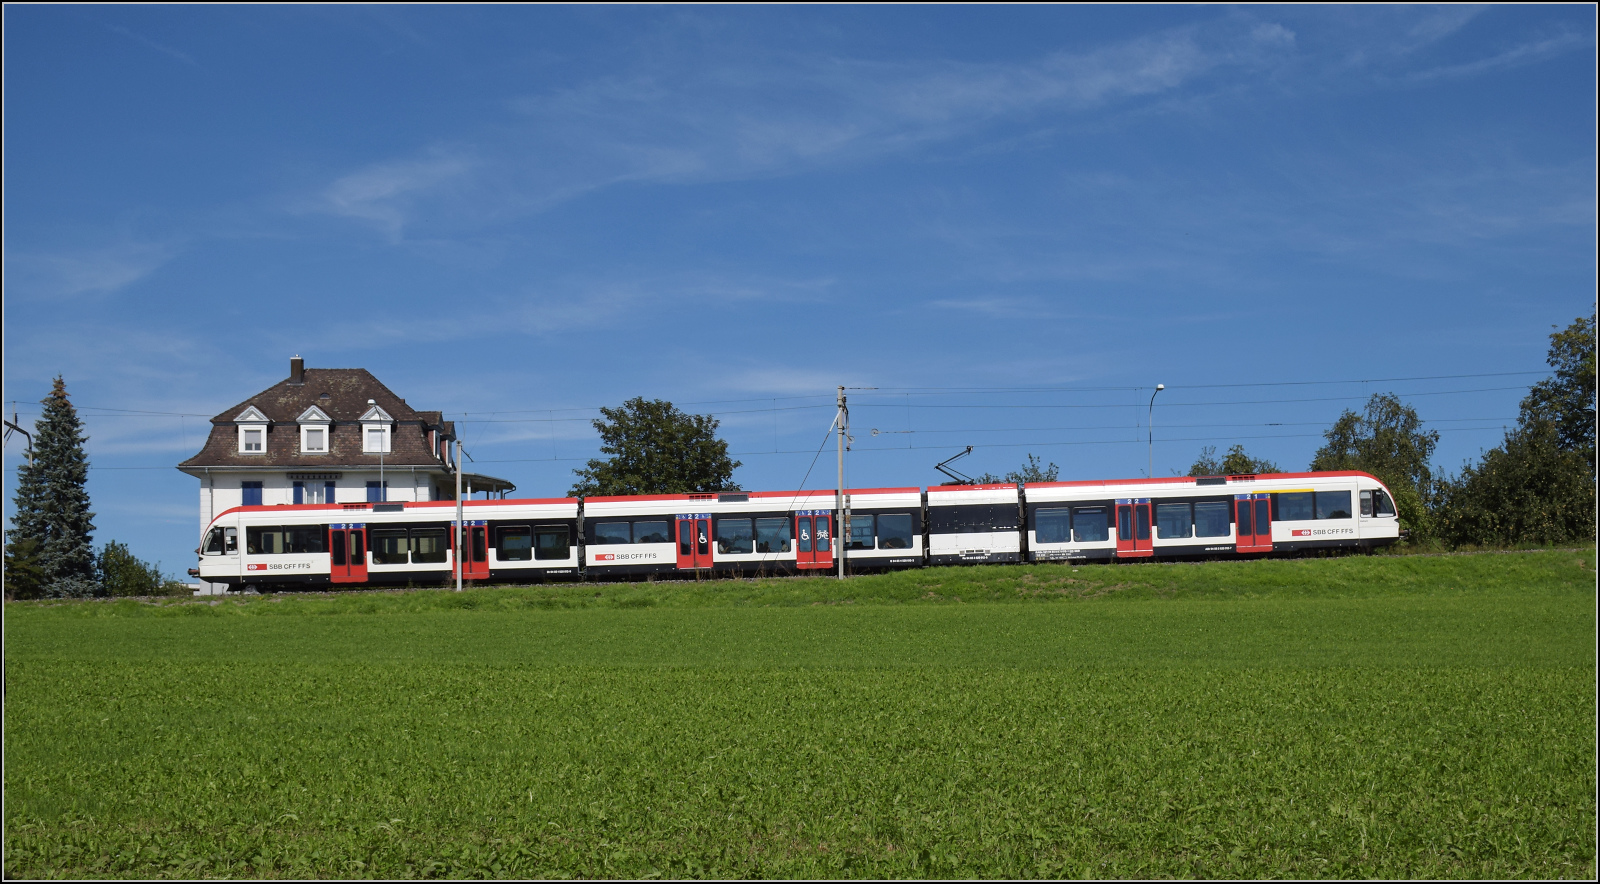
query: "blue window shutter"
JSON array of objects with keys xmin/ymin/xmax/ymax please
[
  {"xmin": 367, "ymin": 481, "xmax": 381, "ymax": 503},
  {"xmin": 325, "ymin": 481, "xmax": 336, "ymax": 504},
  {"xmin": 242, "ymin": 481, "xmax": 263, "ymax": 507},
  {"xmin": 293, "ymin": 482, "xmax": 304, "ymax": 505}
]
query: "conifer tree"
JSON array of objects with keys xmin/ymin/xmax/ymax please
[{"xmin": 9, "ymin": 377, "xmax": 97, "ymax": 594}]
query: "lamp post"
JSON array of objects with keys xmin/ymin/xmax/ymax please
[{"xmin": 1148, "ymin": 384, "xmax": 1164, "ymax": 478}]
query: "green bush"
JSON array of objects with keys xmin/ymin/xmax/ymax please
[{"xmin": 95, "ymin": 540, "xmax": 164, "ymax": 597}]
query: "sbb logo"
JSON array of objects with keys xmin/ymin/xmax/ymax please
[
  {"xmin": 1291, "ymin": 529, "xmax": 1312, "ymax": 537},
  {"xmin": 596, "ymin": 554, "xmax": 615, "ymax": 561},
  {"xmin": 247, "ymin": 564, "xmax": 268, "ymax": 571}
]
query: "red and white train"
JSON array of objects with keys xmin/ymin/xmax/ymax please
[{"xmin": 194, "ymin": 471, "xmax": 1401, "ymax": 591}]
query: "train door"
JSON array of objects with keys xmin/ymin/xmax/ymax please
[
  {"xmin": 795, "ymin": 511, "xmax": 834, "ymax": 570},
  {"xmin": 1115, "ymin": 499, "xmax": 1153, "ymax": 558},
  {"xmin": 457, "ymin": 521, "xmax": 490, "ymax": 580},
  {"xmin": 1235, "ymin": 493, "xmax": 1273, "ymax": 553},
  {"xmin": 676, "ymin": 514, "xmax": 712, "ymax": 570},
  {"xmin": 329, "ymin": 524, "xmax": 367, "ymax": 584}
]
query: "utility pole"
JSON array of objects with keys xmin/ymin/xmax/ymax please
[
  {"xmin": 836, "ymin": 385, "xmax": 847, "ymax": 581},
  {"xmin": 454, "ymin": 438, "xmax": 463, "ymax": 592}
]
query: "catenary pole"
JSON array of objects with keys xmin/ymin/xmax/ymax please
[
  {"xmin": 836, "ymin": 385, "xmax": 846, "ymax": 581},
  {"xmin": 455, "ymin": 438, "xmax": 463, "ymax": 592}
]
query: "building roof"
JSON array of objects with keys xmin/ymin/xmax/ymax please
[{"xmin": 179, "ymin": 367, "xmax": 456, "ymax": 471}]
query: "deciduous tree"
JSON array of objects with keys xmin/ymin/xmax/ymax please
[
  {"xmin": 570, "ymin": 397, "xmax": 741, "ymax": 497},
  {"xmin": 1310, "ymin": 393, "xmax": 1439, "ymax": 537},
  {"xmin": 1435, "ymin": 314, "xmax": 1596, "ymax": 547}
]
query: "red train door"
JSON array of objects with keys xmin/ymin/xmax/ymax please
[
  {"xmin": 795, "ymin": 511, "xmax": 834, "ymax": 570},
  {"xmin": 1235, "ymin": 494, "xmax": 1273, "ymax": 553},
  {"xmin": 676, "ymin": 515, "xmax": 712, "ymax": 570},
  {"xmin": 329, "ymin": 524, "xmax": 367, "ymax": 584},
  {"xmin": 464, "ymin": 523, "xmax": 490, "ymax": 580},
  {"xmin": 1115, "ymin": 499, "xmax": 1153, "ymax": 558}
]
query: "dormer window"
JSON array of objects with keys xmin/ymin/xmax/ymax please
[
  {"xmin": 359, "ymin": 403, "xmax": 393, "ymax": 454},
  {"xmin": 297, "ymin": 406, "xmax": 331, "ymax": 454},
  {"xmin": 234, "ymin": 406, "xmax": 270, "ymax": 455}
]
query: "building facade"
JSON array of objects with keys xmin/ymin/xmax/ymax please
[{"xmin": 178, "ymin": 357, "xmax": 512, "ymax": 590}]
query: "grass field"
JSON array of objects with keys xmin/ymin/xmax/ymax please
[{"xmin": 5, "ymin": 550, "xmax": 1595, "ymax": 878}]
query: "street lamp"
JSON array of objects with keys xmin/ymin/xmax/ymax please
[{"xmin": 1148, "ymin": 384, "xmax": 1164, "ymax": 478}]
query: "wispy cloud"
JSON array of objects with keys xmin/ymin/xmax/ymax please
[
  {"xmin": 311, "ymin": 19, "xmax": 1299, "ymax": 237},
  {"xmin": 3, "ymin": 241, "xmax": 179, "ymax": 300},
  {"xmin": 312, "ymin": 150, "xmax": 474, "ymax": 239},
  {"xmin": 99, "ymin": 21, "xmax": 199, "ymax": 68},
  {"xmin": 1408, "ymin": 31, "xmax": 1592, "ymax": 83}
]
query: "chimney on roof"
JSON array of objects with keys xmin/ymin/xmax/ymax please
[{"xmin": 290, "ymin": 355, "xmax": 305, "ymax": 385}]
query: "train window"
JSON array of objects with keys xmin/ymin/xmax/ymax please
[
  {"xmin": 717, "ymin": 519, "xmax": 754, "ymax": 554},
  {"xmin": 1035, "ymin": 508, "xmax": 1071, "ymax": 544},
  {"xmin": 499, "ymin": 526, "xmax": 533, "ymax": 561},
  {"xmin": 679, "ymin": 521, "xmax": 694, "ymax": 555},
  {"xmin": 755, "ymin": 518, "xmax": 791, "ymax": 553},
  {"xmin": 246, "ymin": 527, "xmax": 287, "ymax": 555},
  {"xmin": 411, "ymin": 528, "xmax": 448, "ymax": 563},
  {"xmin": 1073, "ymin": 507, "xmax": 1109, "ymax": 542},
  {"xmin": 1373, "ymin": 490, "xmax": 1396, "ymax": 516},
  {"xmin": 1156, "ymin": 503, "xmax": 1193, "ymax": 539},
  {"xmin": 1194, "ymin": 501, "xmax": 1231, "ymax": 537},
  {"xmin": 534, "ymin": 526, "xmax": 569, "ymax": 560},
  {"xmin": 1134, "ymin": 504, "xmax": 1151, "ymax": 540},
  {"xmin": 349, "ymin": 530, "xmax": 364, "ymax": 564},
  {"xmin": 815, "ymin": 516, "xmax": 831, "ymax": 552},
  {"xmin": 1315, "ymin": 490, "xmax": 1352, "ymax": 520},
  {"xmin": 633, "ymin": 521, "xmax": 671, "ymax": 544},
  {"xmin": 1117, "ymin": 508, "xmax": 1133, "ymax": 541},
  {"xmin": 878, "ymin": 513, "xmax": 915, "ymax": 550},
  {"xmin": 847, "ymin": 515, "xmax": 875, "ymax": 550},
  {"xmin": 287, "ymin": 526, "xmax": 326, "ymax": 554},
  {"xmin": 203, "ymin": 528, "xmax": 226, "ymax": 555},
  {"xmin": 1360, "ymin": 490, "xmax": 1374, "ymax": 516},
  {"xmin": 1236, "ymin": 500, "xmax": 1253, "ymax": 536},
  {"xmin": 594, "ymin": 522, "xmax": 631, "ymax": 545},
  {"xmin": 797, "ymin": 517, "xmax": 812, "ymax": 553},
  {"xmin": 371, "ymin": 529, "xmax": 408, "ymax": 565},
  {"xmin": 1276, "ymin": 492, "xmax": 1314, "ymax": 521},
  {"xmin": 225, "ymin": 527, "xmax": 238, "ymax": 553},
  {"xmin": 1254, "ymin": 499, "xmax": 1271, "ymax": 536}
]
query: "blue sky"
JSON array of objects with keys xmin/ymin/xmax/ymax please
[{"xmin": 4, "ymin": 5, "xmax": 1595, "ymax": 575}]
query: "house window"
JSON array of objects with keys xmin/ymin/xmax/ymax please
[
  {"xmin": 240, "ymin": 427, "xmax": 265, "ymax": 453},
  {"xmin": 242, "ymin": 481, "xmax": 263, "ymax": 507},
  {"xmin": 302, "ymin": 426, "xmax": 327, "ymax": 453},
  {"xmin": 294, "ymin": 482, "xmax": 326, "ymax": 505},
  {"xmin": 363, "ymin": 426, "xmax": 391, "ymax": 453}
]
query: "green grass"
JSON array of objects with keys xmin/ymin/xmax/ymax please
[{"xmin": 5, "ymin": 549, "xmax": 1594, "ymax": 878}]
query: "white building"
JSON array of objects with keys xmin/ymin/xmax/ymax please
[{"xmin": 178, "ymin": 357, "xmax": 512, "ymax": 591}]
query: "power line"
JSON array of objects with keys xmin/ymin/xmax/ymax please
[{"xmin": 855, "ymin": 385, "xmax": 1532, "ymax": 410}]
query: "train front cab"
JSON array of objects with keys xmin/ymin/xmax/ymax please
[{"xmin": 198, "ymin": 499, "xmax": 580, "ymax": 591}]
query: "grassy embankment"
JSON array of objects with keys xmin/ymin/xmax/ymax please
[{"xmin": 5, "ymin": 549, "xmax": 1594, "ymax": 878}]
